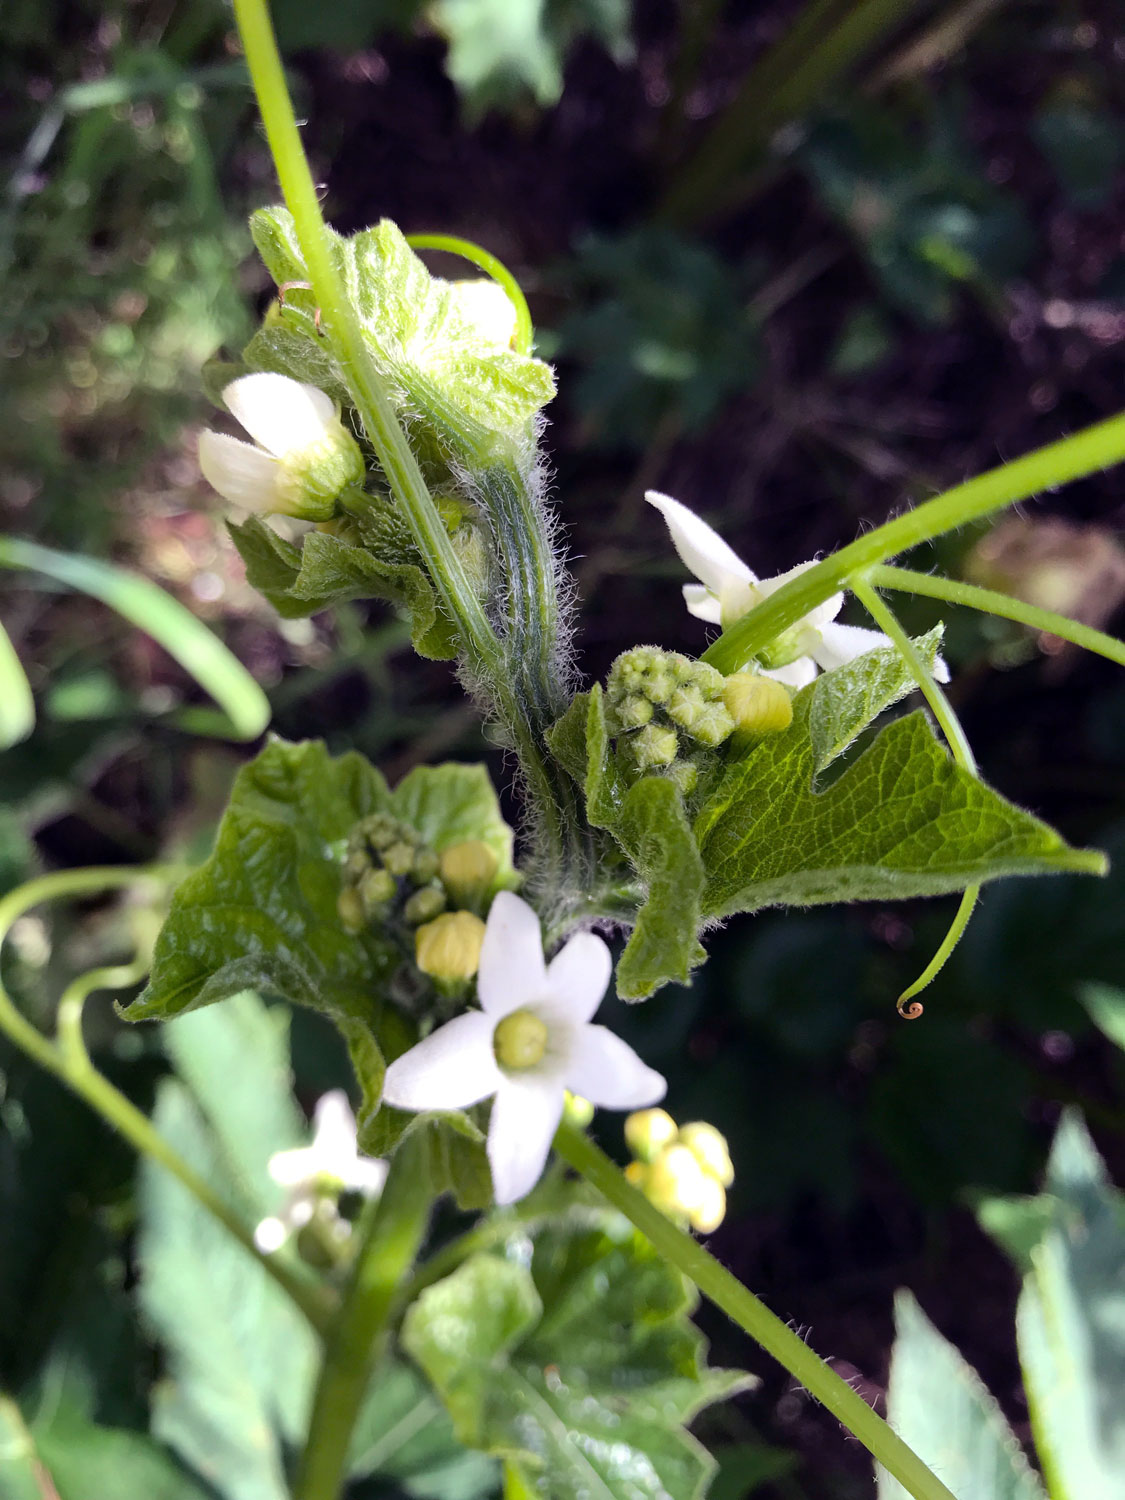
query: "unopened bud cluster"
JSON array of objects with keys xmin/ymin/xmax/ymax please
[
  {"xmin": 605, "ymin": 648, "xmax": 735, "ymax": 795},
  {"xmin": 338, "ymin": 818, "xmax": 498, "ymax": 983},
  {"xmin": 624, "ymin": 1108, "xmax": 734, "ymax": 1234}
]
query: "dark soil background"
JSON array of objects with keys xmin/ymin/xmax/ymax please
[{"xmin": 2, "ymin": 1, "xmax": 1125, "ymax": 1495}]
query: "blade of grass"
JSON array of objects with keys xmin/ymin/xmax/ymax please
[
  {"xmin": 0, "ymin": 618, "xmax": 35, "ymax": 749},
  {"xmin": 0, "ymin": 536, "xmax": 270, "ymax": 742}
]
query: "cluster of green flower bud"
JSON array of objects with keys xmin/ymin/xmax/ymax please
[
  {"xmin": 337, "ymin": 813, "xmax": 447, "ymax": 934},
  {"xmin": 338, "ymin": 818, "xmax": 501, "ymax": 986},
  {"xmin": 605, "ymin": 648, "xmax": 737, "ymax": 794},
  {"xmin": 624, "ymin": 1108, "xmax": 734, "ymax": 1235}
]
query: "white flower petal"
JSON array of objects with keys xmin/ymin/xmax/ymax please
[
  {"xmin": 541, "ymin": 931, "xmax": 612, "ymax": 1025},
  {"xmin": 487, "ymin": 1076, "xmax": 565, "ymax": 1205},
  {"xmin": 311, "ymin": 1090, "xmax": 359, "ymax": 1169},
  {"xmin": 645, "ymin": 491, "xmax": 757, "ymax": 596},
  {"xmin": 223, "ymin": 373, "xmax": 336, "ymax": 458},
  {"xmin": 268, "ymin": 1144, "xmax": 320, "ymax": 1188},
  {"xmin": 812, "ymin": 622, "xmax": 895, "ymax": 673},
  {"xmin": 476, "ymin": 891, "xmax": 548, "ymax": 1017},
  {"xmin": 761, "ymin": 657, "xmax": 818, "ymax": 689},
  {"xmin": 683, "ymin": 584, "xmax": 723, "ymax": 623},
  {"xmin": 348, "ymin": 1158, "xmax": 389, "ymax": 1194},
  {"xmin": 381, "ymin": 1011, "xmax": 502, "ymax": 1111},
  {"xmin": 755, "ymin": 562, "xmax": 844, "ymax": 633},
  {"xmin": 198, "ymin": 430, "xmax": 285, "ymax": 511},
  {"xmin": 254, "ymin": 1215, "xmax": 289, "ymax": 1253},
  {"xmin": 452, "ymin": 279, "xmax": 518, "ymax": 349},
  {"xmin": 564, "ymin": 1025, "xmax": 667, "ymax": 1110}
]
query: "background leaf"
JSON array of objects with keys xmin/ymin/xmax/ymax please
[{"xmin": 876, "ymin": 1290, "xmax": 1045, "ymax": 1500}]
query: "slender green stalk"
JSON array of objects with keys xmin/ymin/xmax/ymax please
[
  {"xmin": 0, "ymin": 536, "xmax": 270, "ymax": 742},
  {"xmin": 554, "ymin": 1123, "xmax": 956, "ymax": 1500},
  {"xmin": 870, "ymin": 563, "xmax": 1125, "ymax": 666},
  {"xmin": 406, "ymin": 232, "xmax": 533, "ymax": 355},
  {"xmin": 0, "ymin": 867, "xmax": 334, "ymax": 1335},
  {"xmin": 294, "ymin": 1133, "xmax": 433, "ymax": 1500},
  {"xmin": 703, "ymin": 410, "xmax": 1125, "ymax": 674},
  {"xmin": 850, "ymin": 574, "xmax": 979, "ymax": 1012},
  {"xmin": 232, "ymin": 0, "xmax": 570, "ymax": 865}
]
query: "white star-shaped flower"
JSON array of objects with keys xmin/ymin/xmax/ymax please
[
  {"xmin": 382, "ymin": 892, "xmax": 667, "ymax": 1205},
  {"xmin": 198, "ymin": 372, "xmax": 363, "ymax": 522},
  {"xmin": 254, "ymin": 1090, "xmax": 387, "ymax": 1253},
  {"xmin": 646, "ymin": 490, "xmax": 948, "ymax": 688}
]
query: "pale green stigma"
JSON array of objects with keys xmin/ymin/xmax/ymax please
[{"xmin": 494, "ymin": 1008, "xmax": 549, "ymax": 1070}]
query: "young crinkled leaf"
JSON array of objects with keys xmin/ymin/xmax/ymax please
[
  {"xmin": 402, "ymin": 1215, "xmax": 751, "ymax": 1500},
  {"xmin": 695, "ymin": 689, "xmax": 1106, "ymax": 920},
  {"xmin": 122, "ymin": 738, "xmax": 401, "ymax": 1030},
  {"xmin": 228, "ymin": 514, "xmax": 459, "ymax": 659},
  {"xmin": 249, "ymin": 206, "xmax": 555, "ymax": 448}
]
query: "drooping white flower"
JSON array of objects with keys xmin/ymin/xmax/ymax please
[
  {"xmin": 382, "ymin": 891, "xmax": 667, "ymax": 1205},
  {"xmin": 254, "ymin": 1090, "xmax": 387, "ymax": 1253},
  {"xmin": 646, "ymin": 490, "xmax": 949, "ymax": 688},
  {"xmin": 198, "ymin": 372, "xmax": 364, "ymax": 522},
  {"xmin": 451, "ymin": 279, "xmax": 518, "ymax": 349}
]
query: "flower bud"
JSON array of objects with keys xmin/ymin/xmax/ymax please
[
  {"xmin": 645, "ymin": 1144, "xmax": 710, "ymax": 1219},
  {"xmin": 382, "ymin": 841, "xmax": 417, "ymax": 877},
  {"xmin": 684, "ymin": 703, "xmax": 735, "ymax": 748},
  {"xmin": 687, "ymin": 1175, "xmax": 726, "ymax": 1234},
  {"xmin": 404, "ymin": 884, "xmax": 447, "ymax": 926},
  {"xmin": 665, "ymin": 758, "xmax": 699, "ymax": 796},
  {"xmin": 411, "ymin": 849, "xmax": 441, "ymax": 885},
  {"xmin": 564, "ymin": 1091, "xmax": 595, "ymax": 1129},
  {"xmin": 439, "ymin": 840, "xmax": 500, "ymax": 907},
  {"xmin": 631, "ymin": 724, "xmax": 678, "ymax": 771},
  {"xmin": 358, "ymin": 867, "xmax": 397, "ymax": 911},
  {"xmin": 337, "ymin": 886, "xmax": 367, "ymax": 934},
  {"xmin": 678, "ymin": 1121, "xmax": 734, "ymax": 1187},
  {"xmin": 614, "ymin": 693, "xmax": 654, "ymax": 731},
  {"xmin": 625, "ymin": 1107, "xmax": 678, "ymax": 1163},
  {"xmin": 722, "ymin": 673, "xmax": 793, "ymax": 736},
  {"xmin": 414, "ymin": 910, "xmax": 487, "ymax": 981}
]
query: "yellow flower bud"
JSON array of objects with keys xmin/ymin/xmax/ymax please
[
  {"xmin": 414, "ymin": 910, "xmax": 486, "ymax": 982},
  {"xmin": 625, "ymin": 1161, "xmax": 648, "ymax": 1187},
  {"xmin": 645, "ymin": 1144, "xmax": 709, "ymax": 1218},
  {"xmin": 625, "ymin": 1107, "xmax": 679, "ymax": 1163},
  {"xmin": 439, "ymin": 840, "xmax": 500, "ymax": 906},
  {"xmin": 678, "ymin": 1122, "xmax": 734, "ymax": 1188},
  {"xmin": 564, "ymin": 1091, "xmax": 595, "ymax": 1129},
  {"xmin": 688, "ymin": 1175, "xmax": 727, "ymax": 1234},
  {"xmin": 722, "ymin": 673, "xmax": 793, "ymax": 736}
]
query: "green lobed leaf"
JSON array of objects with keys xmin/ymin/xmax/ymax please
[
  {"xmin": 228, "ymin": 516, "xmax": 458, "ymax": 660},
  {"xmin": 695, "ymin": 691, "xmax": 1106, "ymax": 920},
  {"xmin": 402, "ymin": 1215, "xmax": 750, "ymax": 1500},
  {"xmin": 250, "ymin": 206, "xmax": 556, "ymax": 449},
  {"xmin": 876, "ymin": 1290, "xmax": 1046, "ymax": 1500},
  {"xmin": 808, "ymin": 625, "xmax": 945, "ymax": 778},
  {"xmin": 1013, "ymin": 1113, "xmax": 1125, "ymax": 1500},
  {"xmin": 122, "ymin": 738, "xmax": 400, "ymax": 1032}
]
